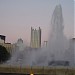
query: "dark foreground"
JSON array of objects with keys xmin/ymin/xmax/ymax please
[
  {"xmin": 0, "ymin": 66, "xmax": 75, "ymax": 75},
  {"xmin": 0, "ymin": 73, "xmax": 44, "ymax": 75},
  {"xmin": 0, "ymin": 73, "xmax": 24, "ymax": 75}
]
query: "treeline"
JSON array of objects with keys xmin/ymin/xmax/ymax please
[{"xmin": 0, "ymin": 45, "xmax": 10, "ymax": 64}]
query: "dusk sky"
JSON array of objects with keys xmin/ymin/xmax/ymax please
[{"xmin": 0, "ymin": 0, "xmax": 74, "ymax": 45}]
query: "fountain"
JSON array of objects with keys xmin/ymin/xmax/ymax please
[
  {"xmin": 3, "ymin": 4, "xmax": 74, "ymax": 67},
  {"xmin": 47, "ymin": 4, "xmax": 68, "ymax": 61}
]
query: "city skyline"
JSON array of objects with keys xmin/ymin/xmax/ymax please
[{"xmin": 0, "ymin": 0, "xmax": 74, "ymax": 45}]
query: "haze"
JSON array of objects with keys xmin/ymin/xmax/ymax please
[{"xmin": 0, "ymin": 0, "xmax": 74, "ymax": 45}]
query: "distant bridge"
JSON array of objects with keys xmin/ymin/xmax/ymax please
[{"xmin": 0, "ymin": 66, "xmax": 75, "ymax": 75}]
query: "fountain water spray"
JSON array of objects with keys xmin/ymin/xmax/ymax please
[{"xmin": 4, "ymin": 4, "xmax": 74, "ymax": 67}]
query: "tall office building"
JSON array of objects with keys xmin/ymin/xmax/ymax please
[{"xmin": 30, "ymin": 27, "xmax": 41, "ymax": 48}]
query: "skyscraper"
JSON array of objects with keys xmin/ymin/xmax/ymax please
[{"xmin": 30, "ymin": 27, "xmax": 41, "ymax": 48}]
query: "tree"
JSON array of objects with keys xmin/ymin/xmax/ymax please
[{"xmin": 0, "ymin": 45, "xmax": 10, "ymax": 63}]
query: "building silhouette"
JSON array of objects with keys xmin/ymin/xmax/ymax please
[
  {"xmin": 69, "ymin": 38, "xmax": 75, "ymax": 66},
  {"xmin": 65, "ymin": 38, "xmax": 75, "ymax": 66},
  {"xmin": 0, "ymin": 35, "xmax": 14, "ymax": 54},
  {"xmin": 30, "ymin": 27, "xmax": 41, "ymax": 48},
  {"xmin": 0, "ymin": 35, "xmax": 6, "ymax": 43}
]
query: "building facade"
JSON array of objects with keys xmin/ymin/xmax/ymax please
[
  {"xmin": 30, "ymin": 27, "xmax": 41, "ymax": 48},
  {"xmin": 0, "ymin": 43, "xmax": 14, "ymax": 53},
  {"xmin": 0, "ymin": 35, "xmax": 14, "ymax": 54}
]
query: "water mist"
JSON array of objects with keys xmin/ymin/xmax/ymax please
[{"xmin": 3, "ymin": 4, "xmax": 74, "ymax": 67}]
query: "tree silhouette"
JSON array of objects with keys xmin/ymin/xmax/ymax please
[{"xmin": 0, "ymin": 45, "xmax": 10, "ymax": 63}]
